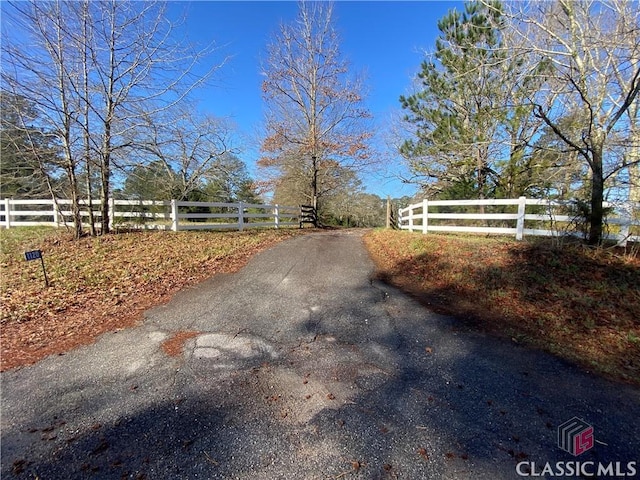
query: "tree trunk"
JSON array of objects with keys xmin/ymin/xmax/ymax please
[
  {"xmin": 477, "ymin": 145, "xmax": 487, "ymax": 216},
  {"xmin": 82, "ymin": 0, "xmax": 96, "ymax": 237},
  {"xmin": 631, "ymin": 163, "xmax": 640, "ymax": 204},
  {"xmin": 588, "ymin": 148, "xmax": 605, "ymax": 245},
  {"xmin": 84, "ymin": 111, "xmax": 97, "ymax": 235},
  {"xmin": 100, "ymin": 128, "xmax": 111, "ymax": 234},
  {"xmin": 311, "ymin": 154, "xmax": 319, "ymax": 227},
  {"xmin": 100, "ymin": 156, "xmax": 110, "ymax": 234},
  {"xmin": 86, "ymin": 164, "xmax": 96, "ymax": 237},
  {"xmin": 66, "ymin": 163, "xmax": 83, "ymax": 240},
  {"xmin": 629, "ymin": 122, "xmax": 640, "ymax": 203}
]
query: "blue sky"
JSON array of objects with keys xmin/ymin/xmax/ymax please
[{"xmin": 167, "ymin": 1, "xmax": 462, "ymax": 198}]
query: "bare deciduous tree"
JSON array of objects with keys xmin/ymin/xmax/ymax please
[
  {"xmin": 2, "ymin": 1, "xmax": 86, "ymax": 237},
  {"xmin": 259, "ymin": 1, "xmax": 372, "ymax": 218},
  {"xmin": 74, "ymin": 0, "xmax": 223, "ymax": 233},
  {"xmin": 507, "ymin": 0, "xmax": 640, "ymax": 244},
  {"xmin": 137, "ymin": 110, "xmax": 237, "ymax": 200},
  {"xmin": 2, "ymin": 0, "xmax": 226, "ymax": 236}
]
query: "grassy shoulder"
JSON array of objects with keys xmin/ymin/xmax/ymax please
[
  {"xmin": 364, "ymin": 229, "xmax": 640, "ymax": 385},
  {"xmin": 0, "ymin": 227, "xmax": 304, "ymax": 371}
]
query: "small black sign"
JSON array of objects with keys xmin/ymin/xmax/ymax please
[
  {"xmin": 24, "ymin": 249, "xmax": 49, "ymax": 287},
  {"xmin": 24, "ymin": 250, "xmax": 43, "ymax": 261}
]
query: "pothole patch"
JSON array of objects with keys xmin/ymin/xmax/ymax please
[{"xmin": 189, "ymin": 333, "xmax": 278, "ymax": 368}]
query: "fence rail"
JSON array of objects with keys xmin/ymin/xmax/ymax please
[
  {"xmin": 0, "ymin": 198, "xmax": 301, "ymax": 232},
  {"xmin": 398, "ymin": 196, "xmax": 640, "ymax": 245}
]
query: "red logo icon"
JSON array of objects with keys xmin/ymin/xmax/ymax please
[{"xmin": 558, "ymin": 417, "xmax": 594, "ymax": 456}]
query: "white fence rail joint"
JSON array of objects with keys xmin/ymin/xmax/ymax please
[
  {"xmin": 0, "ymin": 198, "xmax": 301, "ymax": 233},
  {"xmin": 398, "ymin": 197, "xmax": 640, "ymax": 245}
]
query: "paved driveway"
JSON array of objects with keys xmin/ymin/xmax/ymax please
[{"xmin": 2, "ymin": 230, "xmax": 639, "ymax": 479}]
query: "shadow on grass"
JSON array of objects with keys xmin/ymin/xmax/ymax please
[
  {"xmin": 369, "ymin": 235, "xmax": 640, "ymax": 385},
  {"xmin": 4, "ymin": 285, "xmax": 640, "ymax": 479},
  {"xmin": 3, "ymin": 231, "xmax": 639, "ymax": 479}
]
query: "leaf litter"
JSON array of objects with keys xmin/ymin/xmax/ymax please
[
  {"xmin": 364, "ymin": 230, "xmax": 640, "ymax": 385},
  {"xmin": 1, "ymin": 228, "xmax": 304, "ymax": 371}
]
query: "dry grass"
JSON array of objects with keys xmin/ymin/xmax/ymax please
[
  {"xmin": 364, "ymin": 229, "xmax": 640, "ymax": 385},
  {"xmin": 0, "ymin": 227, "xmax": 304, "ymax": 370},
  {"xmin": 4, "ymin": 226, "xmax": 639, "ymax": 384}
]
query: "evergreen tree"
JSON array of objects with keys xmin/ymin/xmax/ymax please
[
  {"xmin": 400, "ymin": 1, "xmax": 506, "ymax": 202},
  {"xmin": 203, "ymin": 153, "xmax": 260, "ymax": 204},
  {"xmin": 0, "ymin": 92, "xmax": 61, "ymax": 198},
  {"xmin": 122, "ymin": 161, "xmax": 176, "ymax": 200}
]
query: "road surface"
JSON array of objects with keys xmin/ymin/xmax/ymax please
[{"xmin": 2, "ymin": 230, "xmax": 639, "ymax": 479}]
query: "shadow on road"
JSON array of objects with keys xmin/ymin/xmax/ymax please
[
  {"xmin": 371, "ymin": 238, "xmax": 640, "ymax": 386},
  {"xmin": 3, "ymin": 232, "xmax": 639, "ymax": 479}
]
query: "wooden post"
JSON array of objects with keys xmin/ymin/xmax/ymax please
[
  {"xmin": 52, "ymin": 199, "xmax": 59, "ymax": 227},
  {"xmin": 238, "ymin": 202, "xmax": 244, "ymax": 231},
  {"xmin": 108, "ymin": 197, "xmax": 116, "ymax": 231},
  {"xmin": 313, "ymin": 195, "xmax": 318, "ymax": 227},
  {"xmin": 4, "ymin": 198, "xmax": 11, "ymax": 229},
  {"xmin": 617, "ymin": 201, "xmax": 631, "ymax": 247},
  {"xmin": 408, "ymin": 205, "xmax": 414, "ymax": 232},
  {"xmin": 516, "ymin": 196, "xmax": 527, "ymax": 241},
  {"xmin": 422, "ymin": 199, "xmax": 428, "ymax": 234},
  {"xmin": 386, "ymin": 196, "xmax": 391, "ymax": 229},
  {"xmin": 171, "ymin": 199, "xmax": 179, "ymax": 232},
  {"xmin": 618, "ymin": 222, "xmax": 630, "ymax": 248}
]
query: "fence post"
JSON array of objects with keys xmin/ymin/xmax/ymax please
[
  {"xmin": 52, "ymin": 200, "xmax": 59, "ymax": 227},
  {"xmin": 422, "ymin": 199, "xmax": 429, "ymax": 234},
  {"xmin": 274, "ymin": 204, "xmax": 279, "ymax": 229},
  {"xmin": 617, "ymin": 201, "xmax": 631, "ymax": 247},
  {"xmin": 171, "ymin": 199, "xmax": 179, "ymax": 232},
  {"xmin": 618, "ymin": 222, "xmax": 630, "ymax": 248},
  {"xmin": 108, "ymin": 197, "xmax": 116, "ymax": 231},
  {"xmin": 408, "ymin": 205, "xmax": 414, "ymax": 232},
  {"xmin": 4, "ymin": 198, "xmax": 10, "ymax": 229},
  {"xmin": 238, "ymin": 202, "xmax": 244, "ymax": 231},
  {"xmin": 516, "ymin": 196, "xmax": 527, "ymax": 240},
  {"xmin": 386, "ymin": 196, "xmax": 391, "ymax": 229}
]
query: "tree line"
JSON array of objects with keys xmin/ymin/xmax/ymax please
[
  {"xmin": 1, "ymin": 1, "xmax": 252, "ymax": 238},
  {"xmin": 398, "ymin": 0, "xmax": 639, "ymax": 244},
  {"xmin": 3, "ymin": 1, "xmax": 638, "ymax": 242}
]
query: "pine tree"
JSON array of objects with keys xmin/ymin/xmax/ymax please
[{"xmin": 400, "ymin": 1, "xmax": 506, "ymax": 202}]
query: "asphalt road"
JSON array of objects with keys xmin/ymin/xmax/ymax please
[{"xmin": 2, "ymin": 230, "xmax": 639, "ymax": 479}]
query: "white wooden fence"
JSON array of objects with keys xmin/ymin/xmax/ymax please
[
  {"xmin": 398, "ymin": 196, "xmax": 640, "ymax": 245},
  {"xmin": 0, "ymin": 198, "xmax": 301, "ymax": 232}
]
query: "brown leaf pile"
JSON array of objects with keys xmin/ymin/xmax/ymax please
[{"xmin": 1, "ymin": 228, "xmax": 303, "ymax": 371}]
